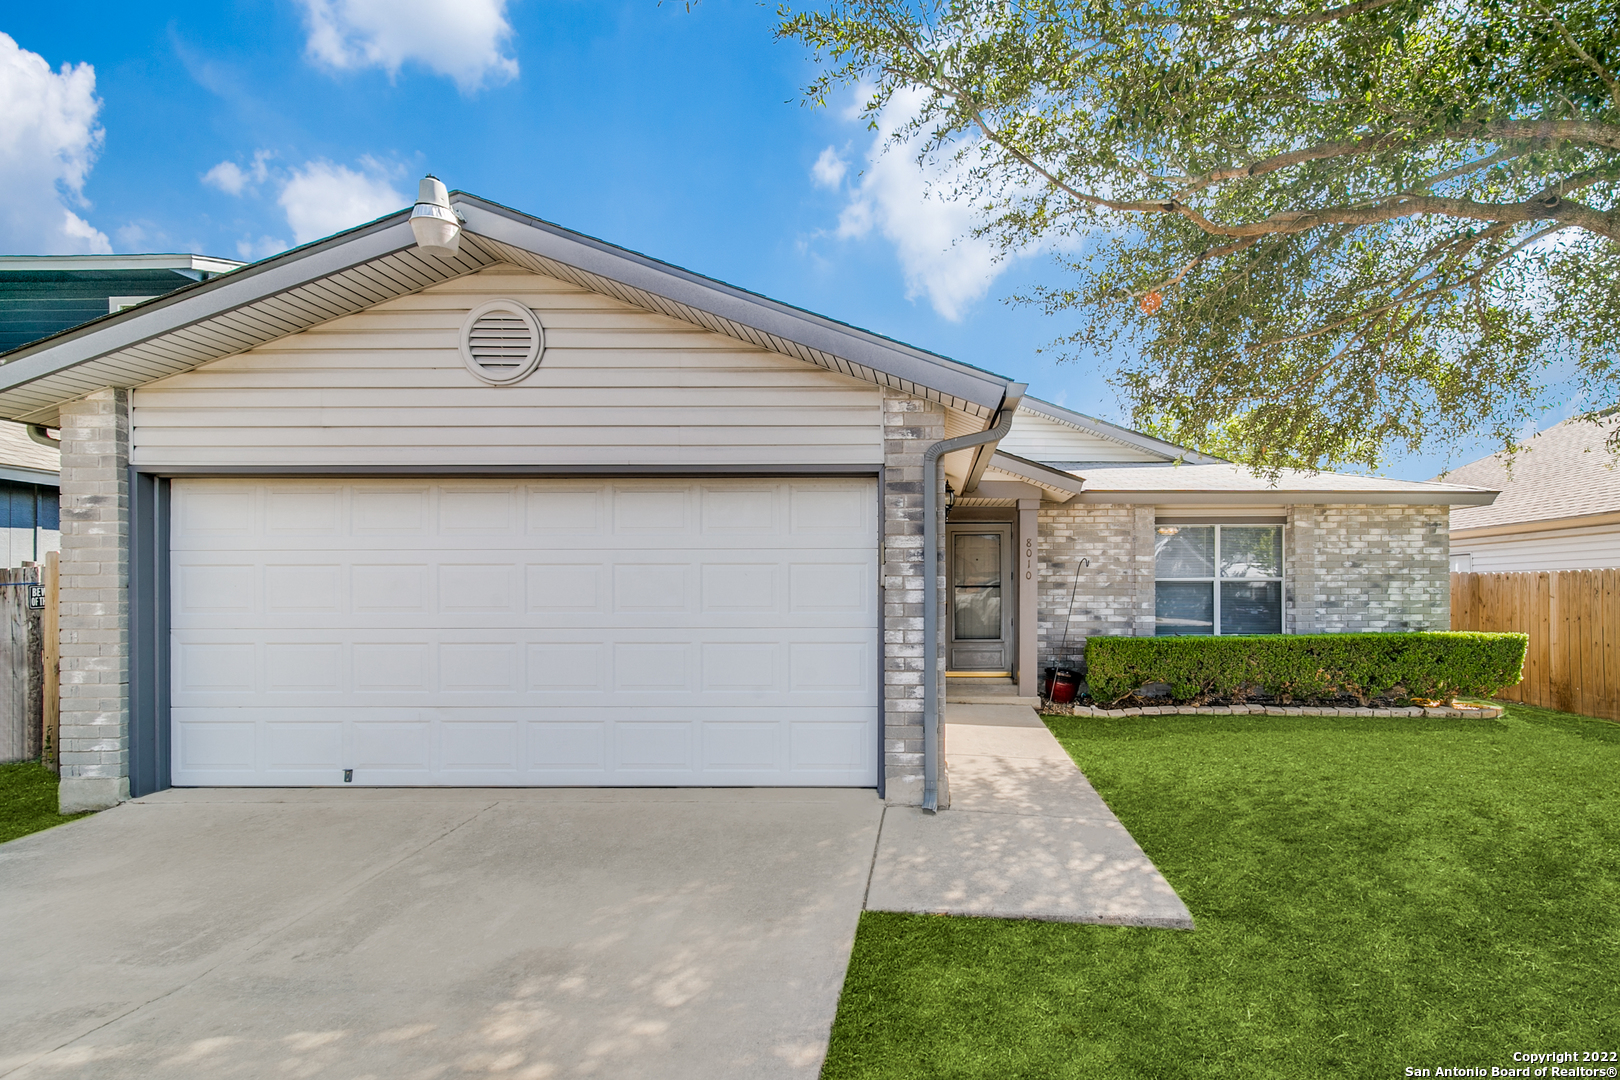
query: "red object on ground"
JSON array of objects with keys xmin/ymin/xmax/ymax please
[{"xmin": 1044, "ymin": 668, "xmax": 1080, "ymax": 704}]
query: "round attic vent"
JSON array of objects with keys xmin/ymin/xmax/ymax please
[{"xmin": 460, "ymin": 300, "xmax": 544, "ymax": 385}]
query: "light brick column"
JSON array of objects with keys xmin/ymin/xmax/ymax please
[
  {"xmin": 57, "ymin": 388, "xmax": 131, "ymax": 813},
  {"xmin": 882, "ymin": 388, "xmax": 946, "ymax": 805}
]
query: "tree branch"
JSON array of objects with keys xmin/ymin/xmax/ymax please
[{"xmin": 1524, "ymin": 0, "xmax": 1620, "ymax": 113}]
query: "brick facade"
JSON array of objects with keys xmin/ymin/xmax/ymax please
[
  {"xmin": 1035, "ymin": 502, "xmax": 1452, "ymax": 669},
  {"xmin": 881, "ymin": 388, "xmax": 946, "ymax": 805},
  {"xmin": 56, "ymin": 388, "xmax": 131, "ymax": 813},
  {"xmin": 1287, "ymin": 505, "xmax": 1450, "ymax": 632},
  {"xmin": 1036, "ymin": 504, "xmax": 1155, "ymax": 671}
]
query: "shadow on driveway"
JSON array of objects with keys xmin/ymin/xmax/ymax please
[{"xmin": 0, "ymin": 787, "xmax": 881, "ymax": 1079}]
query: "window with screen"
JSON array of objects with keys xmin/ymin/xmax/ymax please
[{"xmin": 1154, "ymin": 523, "xmax": 1284, "ymax": 635}]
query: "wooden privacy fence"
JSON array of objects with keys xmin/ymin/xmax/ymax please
[
  {"xmin": 1451, "ymin": 569, "xmax": 1620, "ymax": 721},
  {"xmin": 0, "ymin": 554, "xmax": 56, "ymax": 766}
]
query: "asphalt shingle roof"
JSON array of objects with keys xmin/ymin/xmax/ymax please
[{"xmin": 1441, "ymin": 416, "xmax": 1620, "ymax": 530}]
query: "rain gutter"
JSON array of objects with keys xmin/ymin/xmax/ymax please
[{"xmin": 920, "ymin": 382, "xmax": 1026, "ymax": 813}]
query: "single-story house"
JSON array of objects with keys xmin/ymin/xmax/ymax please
[
  {"xmin": 0, "ymin": 181, "xmax": 1496, "ymax": 814},
  {"xmin": 0, "ymin": 421, "xmax": 60, "ymax": 568},
  {"xmin": 1440, "ymin": 416, "xmax": 1620, "ymax": 572}
]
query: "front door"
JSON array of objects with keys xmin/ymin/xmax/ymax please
[{"xmin": 947, "ymin": 525, "xmax": 1013, "ymax": 672}]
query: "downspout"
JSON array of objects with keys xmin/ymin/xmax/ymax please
[
  {"xmin": 27, "ymin": 424, "xmax": 60, "ymax": 448},
  {"xmin": 920, "ymin": 382, "xmax": 1026, "ymax": 813}
]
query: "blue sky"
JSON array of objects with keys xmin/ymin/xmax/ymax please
[{"xmin": 0, "ymin": 1, "xmax": 1557, "ymax": 478}]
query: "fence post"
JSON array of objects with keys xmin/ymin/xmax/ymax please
[{"xmin": 43, "ymin": 550, "xmax": 59, "ymax": 774}]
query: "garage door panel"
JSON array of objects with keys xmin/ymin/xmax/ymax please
[{"xmin": 171, "ymin": 478, "xmax": 877, "ymax": 787}]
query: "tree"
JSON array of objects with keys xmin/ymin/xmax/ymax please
[{"xmin": 777, "ymin": 0, "xmax": 1620, "ymax": 472}]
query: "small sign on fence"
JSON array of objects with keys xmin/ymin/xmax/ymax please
[{"xmin": 26, "ymin": 584, "xmax": 44, "ymax": 610}]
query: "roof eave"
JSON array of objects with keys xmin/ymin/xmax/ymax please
[
  {"xmin": 0, "ymin": 193, "xmax": 1017, "ymax": 421},
  {"xmin": 0, "ymin": 213, "xmax": 420, "ymax": 396},
  {"xmin": 1017, "ymin": 396, "xmax": 1225, "ymax": 464},
  {"xmin": 1073, "ymin": 489, "xmax": 1497, "ymax": 506},
  {"xmin": 986, "ymin": 451, "xmax": 1087, "ymax": 498},
  {"xmin": 454, "ymin": 195, "xmax": 1013, "ymax": 411}
]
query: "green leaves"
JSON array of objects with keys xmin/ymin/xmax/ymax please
[
  {"xmin": 779, "ymin": 0, "xmax": 1620, "ymax": 472},
  {"xmin": 1083, "ymin": 631, "xmax": 1530, "ymax": 706}
]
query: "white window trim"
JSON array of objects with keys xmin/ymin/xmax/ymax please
[{"xmin": 1155, "ymin": 523, "xmax": 1285, "ymax": 635}]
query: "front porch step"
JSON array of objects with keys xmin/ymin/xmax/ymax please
[{"xmin": 945, "ymin": 677, "xmax": 1041, "ymax": 707}]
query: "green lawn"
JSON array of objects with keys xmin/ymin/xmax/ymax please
[
  {"xmin": 824, "ymin": 704, "xmax": 1620, "ymax": 1079},
  {"xmin": 0, "ymin": 760, "xmax": 88, "ymax": 844}
]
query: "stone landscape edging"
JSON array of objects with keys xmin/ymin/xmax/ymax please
[{"xmin": 1048, "ymin": 703, "xmax": 1505, "ymax": 719}]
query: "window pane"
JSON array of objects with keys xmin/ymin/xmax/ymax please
[
  {"xmin": 1156, "ymin": 581, "xmax": 1214, "ymax": 635},
  {"xmin": 953, "ymin": 533, "xmax": 1002, "ymax": 587},
  {"xmin": 1155, "ymin": 525, "xmax": 1214, "ymax": 578},
  {"xmin": 1220, "ymin": 526, "xmax": 1282, "ymax": 579},
  {"xmin": 1220, "ymin": 580, "xmax": 1282, "ymax": 634},
  {"xmin": 953, "ymin": 533, "xmax": 1002, "ymax": 640}
]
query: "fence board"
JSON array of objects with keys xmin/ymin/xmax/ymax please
[
  {"xmin": 1452, "ymin": 569, "xmax": 1620, "ymax": 721},
  {"xmin": 42, "ymin": 551, "xmax": 59, "ymax": 772},
  {"xmin": 0, "ymin": 566, "xmax": 44, "ymax": 763}
]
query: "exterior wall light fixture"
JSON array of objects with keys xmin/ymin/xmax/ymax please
[{"xmin": 411, "ymin": 175, "xmax": 464, "ymax": 257}]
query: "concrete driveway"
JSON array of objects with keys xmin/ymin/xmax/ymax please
[{"xmin": 0, "ymin": 788, "xmax": 883, "ymax": 1080}]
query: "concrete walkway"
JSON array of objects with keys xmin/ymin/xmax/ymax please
[
  {"xmin": 0, "ymin": 788, "xmax": 881, "ymax": 1080},
  {"xmin": 866, "ymin": 704, "xmax": 1194, "ymax": 928}
]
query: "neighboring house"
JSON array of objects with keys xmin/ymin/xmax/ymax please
[
  {"xmin": 0, "ymin": 254, "xmax": 242, "ymax": 568},
  {"xmin": 1439, "ymin": 416, "xmax": 1620, "ymax": 573},
  {"xmin": 0, "ymin": 186, "xmax": 1495, "ymax": 813},
  {"xmin": 0, "ymin": 254, "xmax": 242, "ymax": 353},
  {"xmin": 0, "ymin": 421, "xmax": 59, "ymax": 567}
]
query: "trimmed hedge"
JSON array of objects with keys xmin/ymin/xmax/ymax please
[{"xmin": 1083, "ymin": 632, "xmax": 1528, "ymax": 707}]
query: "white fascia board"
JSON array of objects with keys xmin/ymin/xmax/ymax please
[
  {"xmin": 986, "ymin": 451, "xmax": 1087, "ymax": 499},
  {"xmin": 1076, "ymin": 489, "xmax": 1499, "ymax": 506},
  {"xmin": 1017, "ymin": 397, "xmax": 1225, "ymax": 464},
  {"xmin": 457, "ymin": 196, "xmax": 1014, "ymax": 412},
  {"xmin": 0, "ymin": 217, "xmax": 420, "ymax": 396},
  {"xmin": 0, "ymin": 254, "xmax": 244, "ymax": 274}
]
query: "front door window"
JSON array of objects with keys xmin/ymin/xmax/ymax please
[
  {"xmin": 947, "ymin": 525, "xmax": 1013, "ymax": 672},
  {"xmin": 953, "ymin": 532, "xmax": 1003, "ymax": 639}
]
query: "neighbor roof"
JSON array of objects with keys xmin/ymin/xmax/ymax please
[
  {"xmin": 0, "ymin": 193, "xmax": 1016, "ymax": 426},
  {"xmin": 1442, "ymin": 416, "xmax": 1620, "ymax": 531},
  {"xmin": 0, "ymin": 254, "xmax": 244, "ymax": 275},
  {"xmin": 1064, "ymin": 462, "xmax": 1496, "ymax": 506}
]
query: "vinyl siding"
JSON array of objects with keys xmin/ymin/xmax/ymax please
[
  {"xmin": 130, "ymin": 265, "xmax": 884, "ymax": 468},
  {"xmin": 1000, "ymin": 411, "xmax": 1169, "ymax": 464},
  {"xmin": 1452, "ymin": 524, "xmax": 1620, "ymax": 572}
]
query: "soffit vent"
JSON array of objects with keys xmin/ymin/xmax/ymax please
[{"xmin": 460, "ymin": 299, "xmax": 544, "ymax": 385}]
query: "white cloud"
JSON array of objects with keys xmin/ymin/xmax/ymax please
[
  {"xmin": 236, "ymin": 235, "xmax": 289, "ymax": 262},
  {"xmin": 0, "ymin": 33, "xmax": 110, "ymax": 254},
  {"xmin": 203, "ymin": 161, "xmax": 249, "ymax": 195},
  {"xmin": 811, "ymin": 146, "xmax": 848, "ymax": 190},
  {"xmin": 203, "ymin": 150, "xmax": 272, "ymax": 196},
  {"xmin": 296, "ymin": 0, "xmax": 518, "ymax": 93},
  {"xmin": 277, "ymin": 159, "xmax": 406, "ymax": 245},
  {"xmin": 828, "ymin": 88, "xmax": 1030, "ymax": 322}
]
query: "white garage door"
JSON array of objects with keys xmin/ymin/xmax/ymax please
[{"xmin": 170, "ymin": 477, "xmax": 878, "ymax": 787}]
